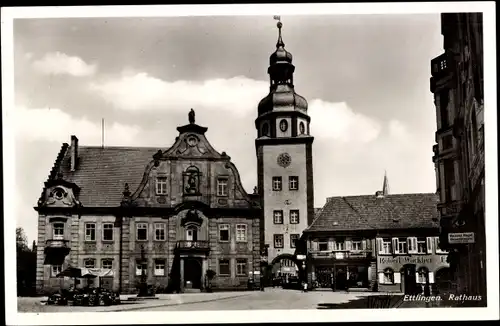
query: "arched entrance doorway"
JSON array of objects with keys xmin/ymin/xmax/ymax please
[
  {"xmin": 184, "ymin": 257, "xmax": 202, "ymax": 289},
  {"xmin": 400, "ymin": 264, "xmax": 417, "ymax": 295},
  {"xmin": 269, "ymin": 254, "xmax": 305, "ymax": 288}
]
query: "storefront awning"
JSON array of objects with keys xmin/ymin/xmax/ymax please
[{"xmin": 56, "ymin": 267, "xmax": 114, "ymax": 278}]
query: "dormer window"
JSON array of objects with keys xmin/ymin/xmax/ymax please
[
  {"xmin": 54, "ymin": 188, "xmax": 65, "ymax": 200},
  {"xmin": 217, "ymin": 178, "xmax": 228, "ymax": 197},
  {"xmin": 156, "ymin": 177, "xmax": 168, "ymax": 195},
  {"xmin": 279, "ymin": 119, "xmax": 288, "ymax": 132}
]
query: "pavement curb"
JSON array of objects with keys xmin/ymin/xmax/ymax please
[{"xmin": 107, "ymin": 292, "xmax": 256, "ymax": 312}]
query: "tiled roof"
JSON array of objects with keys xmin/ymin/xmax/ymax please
[
  {"xmin": 56, "ymin": 146, "xmax": 158, "ymax": 207},
  {"xmin": 306, "ymin": 193, "xmax": 439, "ymax": 232}
]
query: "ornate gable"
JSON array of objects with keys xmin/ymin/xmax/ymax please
[
  {"xmin": 158, "ymin": 123, "xmax": 224, "ymax": 160},
  {"xmin": 38, "ymin": 177, "xmax": 82, "ymax": 208}
]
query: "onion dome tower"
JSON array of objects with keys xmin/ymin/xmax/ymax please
[{"xmin": 255, "ymin": 19, "xmax": 315, "ymax": 275}]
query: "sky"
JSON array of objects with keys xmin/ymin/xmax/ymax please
[{"xmin": 12, "ymin": 14, "xmax": 444, "ymax": 244}]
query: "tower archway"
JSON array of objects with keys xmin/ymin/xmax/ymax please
[{"xmin": 269, "ymin": 254, "xmax": 306, "ymax": 286}]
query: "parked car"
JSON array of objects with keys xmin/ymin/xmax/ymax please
[
  {"xmin": 72, "ymin": 287, "xmax": 120, "ymax": 306},
  {"xmin": 47, "ymin": 292, "xmax": 68, "ymax": 306}
]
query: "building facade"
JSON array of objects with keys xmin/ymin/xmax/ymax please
[
  {"xmin": 301, "ymin": 189, "xmax": 450, "ymax": 294},
  {"xmin": 430, "ymin": 13, "xmax": 486, "ymax": 300},
  {"xmin": 255, "ymin": 21, "xmax": 315, "ymax": 278},
  {"xmin": 36, "ymin": 117, "xmax": 262, "ymax": 294}
]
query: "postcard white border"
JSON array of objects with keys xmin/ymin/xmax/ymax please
[{"xmin": 2, "ymin": 2, "xmax": 498, "ymax": 325}]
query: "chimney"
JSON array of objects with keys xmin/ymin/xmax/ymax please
[
  {"xmin": 375, "ymin": 191, "xmax": 384, "ymax": 198},
  {"xmin": 70, "ymin": 135, "xmax": 79, "ymax": 172}
]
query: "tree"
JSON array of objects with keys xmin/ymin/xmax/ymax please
[
  {"xmin": 16, "ymin": 227, "xmax": 36, "ymax": 296},
  {"xmin": 16, "ymin": 227, "xmax": 29, "ymax": 252}
]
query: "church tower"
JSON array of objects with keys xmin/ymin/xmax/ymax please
[{"xmin": 256, "ymin": 20, "xmax": 314, "ymax": 267}]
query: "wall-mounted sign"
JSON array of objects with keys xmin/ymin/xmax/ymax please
[
  {"xmin": 448, "ymin": 232, "xmax": 475, "ymax": 244},
  {"xmin": 296, "ymin": 254, "xmax": 306, "ymax": 260}
]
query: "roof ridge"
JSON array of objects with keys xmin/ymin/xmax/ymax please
[{"xmin": 37, "ymin": 143, "xmax": 69, "ymax": 206}]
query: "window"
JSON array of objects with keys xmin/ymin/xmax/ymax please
[
  {"xmin": 381, "ymin": 238, "xmax": 392, "ymax": 254},
  {"xmin": 272, "ymin": 177, "xmax": 282, "ymax": 191},
  {"xmin": 417, "ymin": 237, "xmax": 427, "ymax": 254},
  {"xmin": 417, "ymin": 268, "xmax": 429, "ymax": 284},
  {"xmin": 289, "ymin": 210, "xmax": 299, "ymax": 224},
  {"xmin": 217, "ymin": 178, "xmax": 228, "ymax": 196},
  {"xmin": 299, "ymin": 122, "xmax": 305, "ymax": 134},
  {"xmin": 219, "ymin": 259, "xmax": 230, "ymax": 276},
  {"xmin": 396, "ymin": 238, "xmax": 407, "ymax": 254},
  {"xmin": 51, "ymin": 265, "xmax": 62, "ymax": 277},
  {"xmin": 154, "ymin": 223, "xmax": 166, "ymax": 241},
  {"xmin": 84, "ymin": 259, "xmax": 95, "ymax": 269},
  {"xmin": 100, "ymin": 259, "xmax": 112, "ymax": 270},
  {"xmin": 318, "ymin": 239, "xmax": 329, "ymax": 251},
  {"xmin": 274, "ymin": 234, "xmax": 284, "ymax": 248},
  {"xmin": 136, "ymin": 223, "xmax": 148, "ymax": 241},
  {"xmin": 219, "ymin": 224, "xmax": 230, "ymax": 242},
  {"xmin": 53, "ymin": 223, "xmax": 64, "ymax": 240},
  {"xmin": 273, "ymin": 210, "xmax": 284, "ymax": 224},
  {"xmin": 290, "ymin": 234, "xmax": 299, "ymax": 248},
  {"xmin": 279, "ymin": 119, "xmax": 288, "ymax": 132},
  {"xmin": 136, "ymin": 260, "xmax": 147, "ymax": 276},
  {"xmin": 439, "ymin": 90, "xmax": 450, "ymax": 128},
  {"xmin": 444, "ymin": 160, "xmax": 455, "ymax": 202},
  {"xmin": 383, "ymin": 268, "xmax": 394, "ymax": 284},
  {"xmin": 154, "ymin": 259, "xmax": 166, "ymax": 276},
  {"xmin": 435, "ymin": 237, "xmax": 448, "ymax": 254},
  {"xmin": 85, "ymin": 223, "xmax": 96, "ymax": 242},
  {"xmin": 289, "ymin": 176, "xmax": 299, "ymax": 190},
  {"xmin": 334, "ymin": 240, "xmax": 345, "ymax": 251},
  {"xmin": 351, "ymin": 239, "xmax": 362, "ymax": 251},
  {"xmin": 442, "ymin": 135, "xmax": 453, "ymax": 150},
  {"xmin": 156, "ymin": 177, "xmax": 168, "ymax": 195},
  {"xmin": 102, "ymin": 223, "xmax": 114, "ymax": 241},
  {"xmin": 236, "ymin": 259, "xmax": 247, "ymax": 276},
  {"xmin": 261, "ymin": 122, "xmax": 270, "ymax": 137},
  {"xmin": 236, "ymin": 224, "xmax": 247, "ymax": 242}
]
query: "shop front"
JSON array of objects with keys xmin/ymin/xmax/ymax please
[
  {"xmin": 377, "ymin": 254, "xmax": 449, "ymax": 294},
  {"xmin": 311, "ymin": 256, "xmax": 372, "ymax": 291}
]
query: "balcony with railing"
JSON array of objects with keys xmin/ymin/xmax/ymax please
[
  {"xmin": 44, "ymin": 239, "xmax": 71, "ymax": 256},
  {"xmin": 175, "ymin": 240, "xmax": 210, "ymax": 254}
]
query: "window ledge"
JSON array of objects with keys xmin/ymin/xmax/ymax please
[{"xmin": 236, "ymin": 241, "xmax": 248, "ymax": 243}]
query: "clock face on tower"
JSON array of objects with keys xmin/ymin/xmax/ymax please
[{"xmin": 277, "ymin": 153, "xmax": 292, "ymax": 168}]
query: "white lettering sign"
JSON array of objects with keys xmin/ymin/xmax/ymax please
[{"xmin": 448, "ymin": 232, "xmax": 475, "ymax": 244}]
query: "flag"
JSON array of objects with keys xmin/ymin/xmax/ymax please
[{"xmin": 273, "ymin": 15, "xmax": 281, "ymax": 21}]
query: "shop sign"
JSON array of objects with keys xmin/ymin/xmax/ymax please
[
  {"xmin": 378, "ymin": 256, "xmax": 433, "ymax": 265},
  {"xmin": 448, "ymin": 232, "xmax": 475, "ymax": 244}
]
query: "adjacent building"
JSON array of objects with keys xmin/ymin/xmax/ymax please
[
  {"xmin": 255, "ymin": 21, "xmax": 315, "ymax": 278},
  {"xmin": 430, "ymin": 13, "xmax": 485, "ymax": 300},
  {"xmin": 301, "ymin": 183, "xmax": 450, "ymax": 294},
  {"xmin": 36, "ymin": 117, "xmax": 262, "ymax": 294}
]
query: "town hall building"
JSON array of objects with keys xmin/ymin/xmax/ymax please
[{"xmin": 35, "ymin": 21, "xmax": 314, "ymax": 294}]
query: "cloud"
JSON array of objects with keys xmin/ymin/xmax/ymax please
[
  {"xmin": 309, "ymin": 99, "xmax": 381, "ymax": 143},
  {"xmin": 90, "ymin": 71, "xmax": 381, "ymax": 143},
  {"xmin": 14, "ymin": 106, "xmax": 141, "ymax": 146},
  {"xmin": 89, "ymin": 72, "xmax": 269, "ymax": 116},
  {"xmin": 32, "ymin": 52, "xmax": 97, "ymax": 77}
]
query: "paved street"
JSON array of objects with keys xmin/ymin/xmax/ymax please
[
  {"xmin": 21, "ymin": 288, "xmax": 475, "ymax": 312},
  {"xmin": 18, "ymin": 289, "xmax": 386, "ymax": 312},
  {"xmin": 143, "ymin": 288, "xmax": 377, "ymax": 311}
]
